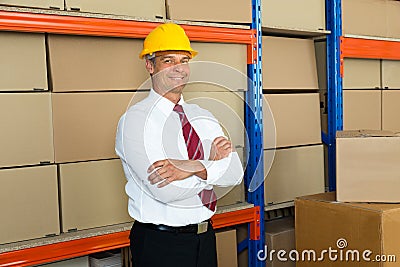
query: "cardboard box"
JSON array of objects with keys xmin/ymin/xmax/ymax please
[
  {"xmin": 262, "ymin": 0, "xmax": 325, "ymax": 32},
  {"xmin": 382, "ymin": 60, "xmax": 400, "ymax": 89},
  {"xmin": 216, "ymin": 229, "xmax": 238, "ymax": 267},
  {"xmin": 263, "ymin": 93, "xmax": 321, "ymax": 149},
  {"xmin": 183, "ymin": 91, "xmax": 245, "ymax": 147},
  {"xmin": 65, "ymin": 0, "xmax": 165, "ymax": 19},
  {"xmin": 166, "ymin": 0, "xmax": 251, "ymax": 24},
  {"xmin": 382, "ymin": 90, "xmax": 400, "ymax": 131},
  {"xmin": 343, "ymin": 59, "xmax": 381, "ymax": 89},
  {"xmin": 264, "ymin": 145, "xmax": 325, "ymax": 205},
  {"xmin": 38, "ymin": 256, "xmax": 89, "ymax": 267},
  {"xmin": 59, "ymin": 159, "xmax": 132, "ymax": 232},
  {"xmin": 191, "ymin": 42, "xmax": 247, "ymax": 75},
  {"xmin": 342, "ymin": 0, "xmax": 387, "ymax": 37},
  {"xmin": 336, "ymin": 130, "xmax": 400, "ymax": 202},
  {"xmin": 52, "ymin": 91, "xmax": 148, "ymax": 163},
  {"xmin": 343, "ymin": 90, "xmax": 382, "ymax": 130},
  {"xmin": 237, "ymin": 217, "xmax": 296, "ymax": 267},
  {"xmin": 264, "ymin": 216, "xmax": 296, "ymax": 267},
  {"xmin": 47, "ymin": 34, "xmax": 149, "ymax": 92},
  {"xmin": 0, "ymin": 0, "xmax": 63, "ymax": 9},
  {"xmin": 262, "ymin": 36, "xmax": 318, "ymax": 90},
  {"xmin": 296, "ymin": 192, "xmax": 400, "ymax": 267},
  {"xmin": 0, "ymin": 165, "xmax": 59, "ymax": 244},
  {"xmin": 0, "ymin": 32, "xmax": 47, "ymax": 91},
  {"xmin": 0, "ymin": 93, "xmax": 54, "ymax": 168},
  {"xmin": 387, "ymin": 0, "xmax": 400, "ymax": 39},
  {"xmin": 188, "ymin": 42, "xmax": 248, "ymax": 92}
]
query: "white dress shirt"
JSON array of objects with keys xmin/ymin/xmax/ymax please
[{"xmin": 115, "ymin": 89, "xmax": 244, "ymax": 226}]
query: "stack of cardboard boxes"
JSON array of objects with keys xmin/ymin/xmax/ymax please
[
  {"xmin": 317, "ymin": 0, "xmax": 400, "ymax": 134},
  {"xmin": 48, "ymin": 34, "xmax": 147, "ymax": 233},
  {"xmin": 317, "ymin": 0, "xmax": 400, "ymax": 188},
  {"xmin": 0, "ymin": 0, "xmax": 165, "ymax": 19},
  {"xmin": 0, "ymin": 31, "xmax": 145, "ymax": 244},
  {"xmin": 261, "ymin": 0, "xmax": 326, "ymax": 208},
  {"xmin": 296, "ymin": 130, "xmax": 400, "ymax": 266},
  {"xmin": 0, "ymin": 0, "xmax": 251, "ymax": 23},
  {"xmin": 296, "ymin": 2, "xmax": 400, "ymax": 265},
  {"xmin": 0, "ymin": 32, "xmax": 60, "ymax": 244},
  {"xmin": 341, "ymin": 57, "xmax": 400, "ymax": 133},
  {"xmin": 0, "ymin": 36, "xmax": 248, "ymax": 235}
]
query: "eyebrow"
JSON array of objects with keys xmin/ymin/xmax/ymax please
[{"xmin": 159, "ymin": 55, "xmax": 190, "ymax": 60}]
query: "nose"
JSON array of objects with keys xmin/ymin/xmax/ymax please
[{"xmin": 172, "ymin": 63, "xmax": 185, "ymax": 72}]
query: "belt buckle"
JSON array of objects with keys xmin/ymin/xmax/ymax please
[{"xmin": 197, "ymin": 221, "xmax": 208, "ymax": 234}]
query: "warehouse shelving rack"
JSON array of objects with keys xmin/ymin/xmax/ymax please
[
  {"xmin": 0, "ymin": 2, "xmax": 265, "ymax": 266},
  {"xmin": 324, "ymin": 0, "xmax": 400, "ymax": 191}
]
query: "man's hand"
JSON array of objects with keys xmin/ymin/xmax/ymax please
[
  {"xmin": 209, "ymin": 136, "xmax": 235, "ymax": 161},
  {"xmin": 148, "ymin": 159, "xmax": 207, "ymax": 188}
]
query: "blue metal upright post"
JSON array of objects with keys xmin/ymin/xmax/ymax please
[
  {"xmin": 325, "ymin": 0, "xmax": 343, "ymax": 191},
  {"xmin": 245, "ymin": 0, "xmax": 265, "ymax": 266}
]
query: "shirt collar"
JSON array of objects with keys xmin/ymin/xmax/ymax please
[{"xmin": 149, "ymin": 89, "xmax": 185, "ymax": 116}]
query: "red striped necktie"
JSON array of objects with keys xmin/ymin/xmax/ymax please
[{"xmin": 173, "ymin": 104, "xmax": 217, "ymax": 212}]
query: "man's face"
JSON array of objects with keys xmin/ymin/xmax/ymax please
[{"xmin": 146, "ymin": 52, "xmax": 191, "ymax": 96}]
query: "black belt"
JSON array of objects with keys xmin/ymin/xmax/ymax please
[{"xmin": 135, "ymin": 220, "xmax": 211, "ymax": 234}]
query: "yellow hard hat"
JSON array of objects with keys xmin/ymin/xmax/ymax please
[{"xmin": 139, "ymin": 23, "xmax": 198, "ymax": 59}]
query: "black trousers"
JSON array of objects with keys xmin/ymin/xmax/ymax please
[{"xmin": 130, "ymin": 221, "xmax": 218, "ymax": 267}]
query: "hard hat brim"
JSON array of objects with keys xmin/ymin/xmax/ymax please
[{"xmin": 139, "ymin": 49, "xmax": 198, "ymax": 59}]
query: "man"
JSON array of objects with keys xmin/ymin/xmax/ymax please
[{"xmin": 115, "ymin": 23, "xmax": 243, "ymax": 267}]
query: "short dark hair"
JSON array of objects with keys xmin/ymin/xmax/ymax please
[{"xmin": 145, "ymin": 54, "xmax": 156, "ymax": 65}]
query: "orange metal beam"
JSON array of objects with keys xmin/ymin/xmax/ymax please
[
  {"xmin": 211, "ymin": 206, "xmax": 260, "ymax": 240},
  {"xmin": 0, "ymin": 206, "xmax": 260, "ymax": 267},
  {"xmin": 341, "ymin": 36, "xmax": 400, "ymax": 60},
  {"xmin": 0, "ymin": 231, "xmax": 130, "ymax": 267},
  {"xmin": 247, "ymin": 29, "xmax": 258, "ymax": 64},
  {"xmin": 0, "ymin": 11, "xmax": 253, "ymax": 44}
]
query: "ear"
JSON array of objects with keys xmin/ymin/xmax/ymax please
[{"xmin": 145, "ymin": 59, "xmax": 155, "ymax": 75}]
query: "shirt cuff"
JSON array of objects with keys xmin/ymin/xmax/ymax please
[{"xmin": 199, "ymin": 152, "xmax": 243, "ymax": 186}]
